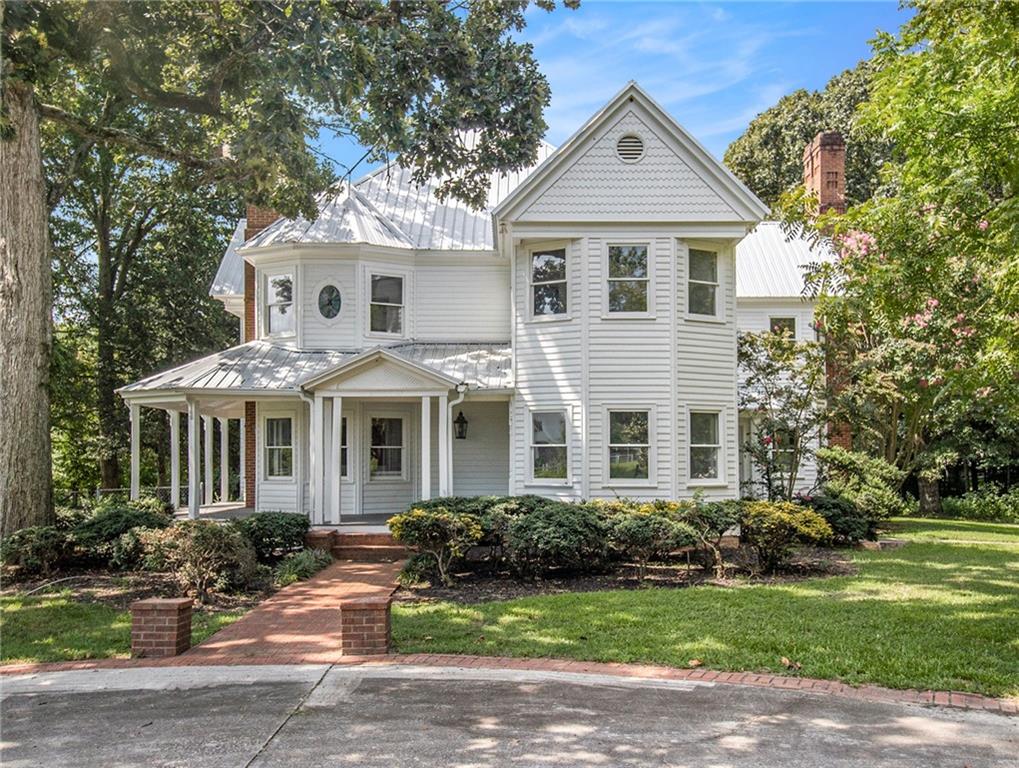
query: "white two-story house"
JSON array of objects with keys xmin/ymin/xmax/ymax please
[{"xmin": 120, "ymin": 83, "xmax": 837, "ymax": 523}]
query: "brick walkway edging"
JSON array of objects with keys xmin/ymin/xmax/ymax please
[{"xmin": 2, "ymin": 653, "xmax": 1015, "ymax": 717}]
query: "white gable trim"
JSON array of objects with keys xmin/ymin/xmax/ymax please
[
  {"xmin": 301, "ymin": 348, "xmax": 457, "ymax": 393},
  {"xmin": 493, "ymin": 82, "xmax": 769, "ymax": 225}
]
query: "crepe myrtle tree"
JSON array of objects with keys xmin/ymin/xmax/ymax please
[
  {"xmin": 738, "ymin": 327, "xmax": 828, "ymax": 502},
  {"xmin": 0, "ymin": 0, "xmax": 576, "ymax": 535}
]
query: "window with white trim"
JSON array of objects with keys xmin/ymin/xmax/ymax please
[
  {"xmin": 770, "ymin": 316, "xmax": 796, "ymax": 336},
  {"xmin": 370, "ymin": 416, "xmax": 404, "ymax": 478},
  {"xmin": 688, "ymin": 249, "xmax": 718, "ymax": 317},
  {"xmin": 689, "ymin": 411, "xmax": 720, "ymax": 481},
  {"xmin": 339, "ymin": 417, "xmax": 349, "ymax": 478},
  {"xmin": 265, "ymin": 273, "xmax": 294, "ymax": 336},
  {"xmin": 772, "ymin": 427, "xmax": 796, "ymax": 473},
  {"xmin": 607, "ymin": 245, "xmax": 649, "ymax": 313},
  {"xmin": 531, "ymin": 248, "xmax": 567, "ymax": 317},
  {"xmin": 608, "ymin": 410, "xmax": 650, "ymax": 480},
  {"xmin": 531, "ymin": 410, "xmax": 568, "ymax": 481},
  {"xmin": 265, "ymin": 417, "xmax": 293, "ymax": 478},
  {"xmin": 369, "ymin": 274, "xmax": 404, "ymax": 334}
]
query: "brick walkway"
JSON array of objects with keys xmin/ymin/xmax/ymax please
[{"xmin": 182, "ymin": 559, "xmax": 403, "ymax": 664}]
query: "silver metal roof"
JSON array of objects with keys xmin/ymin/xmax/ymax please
[
  {"xmin": 120, "ymin": 340, "xmax": 512, "ymax": 396},
  {"xmin": 735, "ymin": 222, "xmax": 835, "ymax": 299},
  {"xmin": 210, "ymin": 219, "xmax": 246, "ymax": 297},
  {"xmin": 241, "ymin": 185, "xmax": 415, "ymax": 251}
]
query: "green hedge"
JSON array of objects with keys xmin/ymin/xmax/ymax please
[{"xmin": 940, "ymin": 487, "xmax": 1019, "ymax": 524}]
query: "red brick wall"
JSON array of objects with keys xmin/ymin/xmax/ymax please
[
  {"xmin": 131, "ymin": 598, "xmax": 192, "ymax": 658},
  {"xmin": 244, "ymin": 401, "xmax": 256, "ymax": 507},
  {"xmin": 243, "ymin": 262, "xmax": 255, "ymax": 343},
  {"xmin": 803, "ymin": 132, "xmax": 846, "ymax": 215},
  {"xmin": 244, "ymin": 204, "xmax": 279, "ymax": 240},
  {"xmin": 340, "ymin": 597, "xmax": 392, "ymax": 655}
]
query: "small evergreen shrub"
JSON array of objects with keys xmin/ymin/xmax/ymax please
[
  {"xmin": 505, "ymin": 502, "xmax": 609, "ymax": 576},
  {"xmin": 0, "ymin": 526, "xmax": 68, "ymax": 575},
  {"xmin": 740, "ymin": 501, "xmax": 832, "ymax": 573},
  {"xmin": 389, "ymin": 507, "xmax": 483, "ymax": 585},
  {"xmin": 54, "ymin": 506, "xmax": 90, "ymax": 531},
  {"xmin": 940, "ymin": 487, "xmax": 1019, "ymax": 524},
  {"xmin": 274, "ymin": 549, "xmax": 333, "ymax": 586},
  {"xmin": 398, "ymin": 552, "xmax": 440, "ymax": 587},
  {"xmin": 610, "ymin": 512, "xmax": 696, "ymax": 580},
  {"xmin": 798, "ymin": 492, "xmax": 872, "ymax": 544},
  {"xmin": 676, "ymin": 499, "xmax": 742, "ymax": 576},
  {"xmin": 232, "ymin": 511, "xmax": 310, "ymax": 562},
  {"xmin": 139, "ymin": 521, "xmax": 260, "ymax": 601},
  {"xmin": 816, "ymin": 447, "xmax": 912, "ymax": 519},
  {"xmin": 71, "ymin": 505, "xmax": 172, "ymax": 563}
]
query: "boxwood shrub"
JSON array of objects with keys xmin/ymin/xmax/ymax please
[
  {"xmin": 505, "ymin": 502, "xmax": 610, "ymax": 576},
  {"xmin": 232, "ymin": 511, "xmax": 310, "ymax": 563}
]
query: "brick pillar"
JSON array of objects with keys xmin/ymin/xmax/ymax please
[
  {"xmin": 803, "ymin": 132, "xmax": 846, "ymax": 215},
  {"xmin": 244, "ymin": 401, "xmax": 256, "ymax": 508},
  {"xmin": 340, "ymin": 596, "xmax": 392, "ymax": 656},
  {"xmin": 243, "ymin": 262, "xmax": 256, "ymax": 343},
  {"xmin": 131, "ymin": 598, "xmax": 193, "ymax": 658}
]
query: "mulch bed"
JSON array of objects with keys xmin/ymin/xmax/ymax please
[
  {"xmin": 395, "ymin": 546, "xmax": 855, "ymax": 605},
  {"xmin": 1, "ymin": 569, "xmax": 271, "ymax": 613}
]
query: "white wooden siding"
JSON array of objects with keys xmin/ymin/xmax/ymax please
[
  {"xmin": 414, "ymin": 263, "xmax": 510, "ymax": 341},
  {"xmin": 302, "ymin": 261, "xmax": 359, "ymax": 349},
  {"xmin": 452, "ymin": 401, "xmax": 510, "ymax": 497},
  {"xmin": 255, "ymin": 400, "xmax": 305, "ymax": 513}
]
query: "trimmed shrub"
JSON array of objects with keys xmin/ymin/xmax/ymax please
[
  {"xmin": 139, "ymin": 521, "xmax": 260, "ymax": 601},
  {"xmin": 71, "ymin": 505, "xmax": 172, "ymax": 564},
  {"xmin": 740, "ymin": 501, "xmax": 832, "ymax": 573},
  {"xmin": 610, "ymin": 512, "xmax": 696, "ymax": 580},
  {"xmin": 398, "ymin": 552, "xmax": 440, "ymax": 587},
  {"xmin": 0, "ymin": 526, "xmax": 68, "ymax": 575},
  {"xmin": 505, "ymin": 502, "xmax": 609, "ymax": 576},
  {"xmin": 941, "ymin": 487, "xmax": 1019, "ymax": 524},
  {"xmin": 407, "ymin": 496, "xmax": 509, "ymax": 517},
  {"xmin": 816, "ymin": 447, "xmax": 912, "ymax": 519},
  {"xmin": 232, "ymin": 511, "xmax": 310, "ymax": 562},
  {"xmin": 389, "ymin": 507, "xmax": 483, "ymax": 585},
  {"xmin": 677, "ymin": 499, "xmax": 742, "ymax": 577},
  {"xmin": 799, "ymin": 492, "xmax": 871, "ymax": 544},
  {"xmin": 274, "ymin": 549, "xmax": 333, "ymax": 586}
]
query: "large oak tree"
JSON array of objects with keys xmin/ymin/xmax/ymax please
[{"xmin": 1, "ymin": 0, "xmax": 572, "ymax": 535}]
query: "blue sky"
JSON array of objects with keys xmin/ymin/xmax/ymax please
[{"xmin": 321, "ymin": 1, "xmax": 909, "ymax": 179}]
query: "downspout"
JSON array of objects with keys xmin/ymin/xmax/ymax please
[{"xmin": 298, "ymin": 389, "xmax": 314, "ymax": 517}]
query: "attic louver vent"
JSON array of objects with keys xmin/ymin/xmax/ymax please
[{"xmin": 616, "ymin": 134, "xmax": 645, "ymax": 163}]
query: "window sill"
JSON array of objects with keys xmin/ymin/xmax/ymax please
[
  {"xmin": 600, "ymin": 313, "xmax": 657, "ymax": 321},
  {"xmin": 365, "ymin": 332, "xmax": 406, "ymax": 341},
  {"xmin": 685, "ymin": 480, "xmax": 729, "ymax": 488},
  {"xmin": 683, "ymin": 314, "xmax": 726, "ymax": 325},
  {"xmin": 524, "ymin": 480, "xmax": 574, "ymax": 488},
  {"xmin": 368, "ymin": 476, "xmax": 408, "ymax": 484},
  {"xmin": 526, "ymin": 314, "xmax": 572, "ymax": 325},
  {"xmin": 262, "ymin": 477, "xmax": 296, "ymax": 484},
  {"xmin": 602, "ymin": 480, "xmax": 657, "ymax": 489}
]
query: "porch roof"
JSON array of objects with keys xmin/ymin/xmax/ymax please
[{"xmin": 119, "ymin": 340, "xmax": 512, "ymax": 398}]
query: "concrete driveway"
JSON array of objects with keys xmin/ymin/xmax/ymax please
[{"xmin": 2, "ymin": 664, "xmax": 1015, "ymax": 767}]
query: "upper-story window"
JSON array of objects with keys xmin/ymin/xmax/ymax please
[
  {"xmin": 369, "ymin": 274, "xmax": 404, "ymax": 335},
  {"xmin": 531, "ymin": 248, "xmax": 567, "ymax": 317},
  {"xmin": 688, "ymin": 249, "xmax": 718, "ymax": 317},
  {"xmin": 266, "ymin": 272, "xmax": 295, "ymax": 337},
  {"xmin": 770, "ymin": 316, "xmax": 796, "ymax": 336},
  {"xmin": 607, "ymin": 244, "xmax": 649, "ymax": 313}
]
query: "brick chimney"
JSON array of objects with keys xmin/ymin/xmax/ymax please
[{"xmin": 803, "ymin": 132, "xmax": 846, "ymax": 215}]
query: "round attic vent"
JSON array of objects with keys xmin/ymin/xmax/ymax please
[{"xmin": 616, "ymin": 133, "xmax": 645, "ymax": 163}]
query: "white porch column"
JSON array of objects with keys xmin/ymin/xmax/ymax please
[
  {"xmin": 311, "ymin": 394, "xmax": 324, "ymax": 524},
  {"xmin": 239, "ymin": 417, "xmax": 246, "ymax": 502},
  {"xmin": 219, "ymin": 417, "xmax": 230, "ymax": 502},
  {"xmin": 420, "ymin": 396, "xmax": 432, "ymax": 500},
  {"xmin": 330, "ymin": 396, "xmax": 343, "ymax": 523},
  {"xmin": 438, "ymin": 393, "xmax": 449, "ymax": 497},
  {"xmin": 187, "ymin": 400, "xmax": 201, "ymax": 519},
  {"xmin": 203, "ymin": 415, "xmax": 214, "ymax": 506},
  {"xmin": 169, "ymin": 411, "xmax": 181, "ymax": 511},
  {"xmin": 129, "ymin": 402, "xmax": 141, "ymax": 501}
]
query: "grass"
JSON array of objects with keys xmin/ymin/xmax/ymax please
[
  {"xmin": 392, "ymin": 517, "xmax": 1019, "ymax": 697},
  {"xmin": 0, "ymin": 590, "xmax": 246, "ymax": 664}
]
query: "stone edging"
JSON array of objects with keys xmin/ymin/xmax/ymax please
[{"xmin": 1, "ymin": 653, "xmax": 1015, "ymax": 716}]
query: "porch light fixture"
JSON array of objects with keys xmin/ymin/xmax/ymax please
[{"xmin": 453, "ymin": 410, "xmax": 469, "ymax": 440}]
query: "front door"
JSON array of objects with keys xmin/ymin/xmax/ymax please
[{"xmin": 360, "ymin": 406, "xmax": 416, "ymax": 518}]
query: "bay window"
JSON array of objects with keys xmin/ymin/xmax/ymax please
[
  {"xmin": 370, "ymin": 274, "xmax": 404, "ymax": 335},
  {"xmin": 266, "ymin": 273, "xmax": 294, "ymax": 336}
]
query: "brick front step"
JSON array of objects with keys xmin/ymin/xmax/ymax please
[
  {"xmin": 332, "ymin": 544, "xmax": 410, "ymax": 562},
  {"xmin": 334, "ymin": 532, "xmax": 398, "ymax": 547}
]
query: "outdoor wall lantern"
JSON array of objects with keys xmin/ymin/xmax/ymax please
[{"xmin": 453, "ymin": 410, "xmax": 469, "ymax": 440}]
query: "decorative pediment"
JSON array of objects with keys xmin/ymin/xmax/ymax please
[{"xmin": 302, "ymin": 349, "xmax": 456, "ymax": 394}]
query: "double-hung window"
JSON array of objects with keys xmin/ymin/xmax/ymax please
[
  {"xmin": 607, "ymin": 245, "xmax": 649, "ymax": 313},
  {"xmin": 266, "ymin": 273, "xmax": 294, "ymax": 336},
  {"xmin": 608, "ymin": 410, "xmax": 651, "ymax": 480},
  {"xmin": 531, "ymin": 411, "xmax": 568, "ymax": 481},
  {"xmin": 265, "ymin": 417, "xmax": 293, "ymax": 478},
  {"xmin": 369, "ymin": 274, "xmax": 404, "ymax": 335},
  {"xmin": 688, "ymin": 249, "xmax": 718, "ymax": 317},
  {"xmin": 689, "ymin": 411, "xmax": 721, "ymax": 481},
  {"xmin": 531, "ymin": 248, "xmax": 568, "ymax": 317},
  {"xmin": 770, "ymin": 317, "xmax": 796, "ymax": 336},
  {"xmin": 370, "ymin": 417, "xmax": 404, "ymax": 479},
  {"xmin": 772, "ymin": 428, "xmax": 796, "ymax": 473}
]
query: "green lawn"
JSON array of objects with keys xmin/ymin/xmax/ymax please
[
  {"xmin": 393, "ymin": 518, "xmax": 1019, "ymax": 697},
  {"xmin": 0, "ymin": 591, "xmax": 245, "ymax": 664}
]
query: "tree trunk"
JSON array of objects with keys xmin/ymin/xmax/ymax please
[
  {"xmin": 0, "ymin": 81, "xmax": 54, "ymax": 535},
  {"xmin": 96, "ymin": 245, "xmax": 121, "ymax": 490},
  {"xmin": 918, "ymin": 476, "xmax": 943, "ymax": 517}
]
